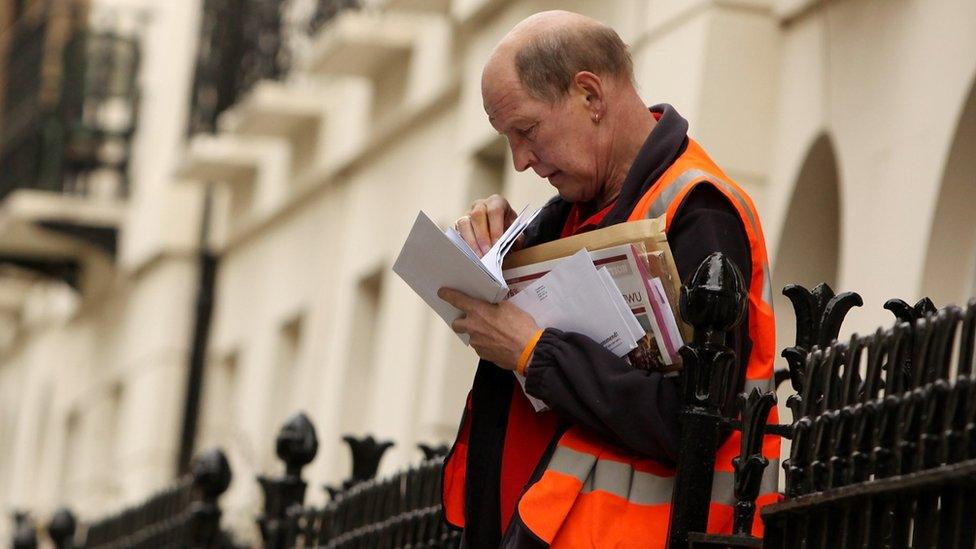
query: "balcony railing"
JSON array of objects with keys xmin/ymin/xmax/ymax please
[
  {"xmin": 188, "ymin": 0, "xmax": 361, "ymax": 135},
  {"xmin": 0, "ymin": 15, "xmax": 141, "ymax": 202}
]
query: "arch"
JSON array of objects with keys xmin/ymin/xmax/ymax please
[
  {"xmin": 771, "ymin": 133, "xmax": 842, "ymax": 356},
  {"xmin": 919, "ymin": 77, "xmax": 976, "ymax": 306}
]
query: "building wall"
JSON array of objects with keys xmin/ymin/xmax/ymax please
[{"xmin": 1, "ymin": 0, "xmax": 974, "ymax": 542}]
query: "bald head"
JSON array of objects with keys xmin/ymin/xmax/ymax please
[{"xmin": 484, "ymin": 10, "xmax": 635, "ymax": 103}]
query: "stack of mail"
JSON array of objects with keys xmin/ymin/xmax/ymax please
[{"xmin": 509, "ymin": 249, "xmax": 646, "ymax": 411}]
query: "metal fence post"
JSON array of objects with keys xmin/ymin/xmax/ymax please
[
  {"xmin": 189, "ymin": 448, "xmax": 232, "ymax": 548},
  {"xmin": 667, "ymin": 252, "xmax": 747, "ymax": 548},
  {"xmin": 12, "ymin": 511, "xmax": 37, "ymax": 549},
  {"xmin": 47, "ymin": 508, "xmax": 76, "ymax": 549},
  {"xmin": 258, "ymin": 412, "xmax": 318, "ymax": 549}
]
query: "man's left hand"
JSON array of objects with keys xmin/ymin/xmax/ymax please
[{"xmin": 438, "ymin": 288, "xmax": 539, "ymax": 371}]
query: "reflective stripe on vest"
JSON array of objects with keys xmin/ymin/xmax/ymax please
[{"xmin": 546, "ymin": 443, "xmax": 779, "ymax": 506}]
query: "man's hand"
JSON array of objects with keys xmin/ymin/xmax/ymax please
[
  {"xmin": 454, "ymin": 194, "xmax": 519, "ymax": 257},
  {"xmin": 438, "ymin": 287, "xmax": 539, "ymax": 371}
]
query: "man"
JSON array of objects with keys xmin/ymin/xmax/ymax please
[{"xmin": 438, "ymin": 10, "xmax": 778, "ymax": 548}]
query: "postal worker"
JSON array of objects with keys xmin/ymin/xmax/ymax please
[{"xmin": 437, "ymin": 10, "xmax": 778, "ymax": 548}]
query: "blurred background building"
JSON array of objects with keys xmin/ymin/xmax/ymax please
[{"xmin": 0, "ymin": 0, "xmax": 973, "ymax": 543}]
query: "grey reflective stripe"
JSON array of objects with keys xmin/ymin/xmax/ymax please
[
  {"xmin": 744, "ymin": 377, "xmax": 774, "ymax": 394},
  {"xmin": 629, "ymin": 471, "xmax": 677, "ymax": 505},
  {"xmin": 709, "ymin": 461, "xmax": 779, "ymax": 507},
  {"xmin": 711, "ymin": 471, "xmax": 735, "ymax": 505},
  {"xmin": 579, "ymin": 461, "xmax": 675, "ymax": 505},
  {"xmin": 647, "ymin": 168, "xmax": 773, "ymax": 308},
  {"xmin": 547, "ymin": 445, "xmax": 597, "ymax": 483},
  {"xmin": 547, "ymin": 449, "xmax": 779, "ymax": 508},
  {"xmin": 581, "ymin": 457, "xmax": 629, "ymax": 496},
  {"xmin": 763, "ymin": 264, "xmax": 774, "ymax": 308},
  {"xmin": 656, "ymin": 168, "xmax": 759, "ymax": 239},
  {"xmin": 761, "ymin": 459, "xmax": 780, "ymax": 495},
  {"xmin": 647, "ymin": 169, "xmax": 705, "ymax": 219}
]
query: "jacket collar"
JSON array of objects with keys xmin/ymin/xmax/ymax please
[{"xmin": 602, "ymin": 103, "xmax": 689, "ymax": 225}]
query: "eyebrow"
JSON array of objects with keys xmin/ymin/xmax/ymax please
[{"xmin": 490, "ymin": 115, "xmax": 532, "ymax": 135}]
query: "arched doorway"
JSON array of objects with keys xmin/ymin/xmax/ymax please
[
  {"xmin": 771, "ymin": 134, "xmax": 842, "ymax": 360},
  {"xmin": 919, "ymin": 78, "xmax": 976, "ymax": 307}
]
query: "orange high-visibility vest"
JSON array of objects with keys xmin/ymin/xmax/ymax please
[{"xmin": 444, "ymin": 138, "xmax": 781, "ymax": 547}]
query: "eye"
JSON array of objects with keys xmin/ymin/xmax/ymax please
[{"xmin": 518, "ymin": 124, "xmax": 538, "ymax": 139}]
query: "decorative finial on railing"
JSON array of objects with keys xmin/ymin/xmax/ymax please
[
  {"xmin": 680, "ymin": 252, "xmax": 747, "ymax": 341},
  {"xmin": 323, "ymin": 484, "xmax": 341, "ymax": 501},
  {"xmin": 781, "ymin": 284, "xmax": 863, "ymax": 392},
  {"xmin": 12, "ymin": 511, "xmax": 36, "ymax": 549},
  {"xmin": 732, "ymin": 388, "xmax": 777, "ymax": 536},
  {"xmin": 678, "ymin": 252, "xmax": 747, "ymax": 409},
  {"xmin": 258, "ymin": 411, "xmax": 319, "ymax": 549},
  {"xmin": 341, "ymin": 434, "xmax": 394, "ymax": 490},
  {"xmin": 190, "ymin": 448, "xmax": 232, "ymax": 547},
  {"xmin": 884, "ymin": 297, "xmax": 937, "ymax": 323},
  {"xmin": 884, "ymin": 297, "xmax": 938, "ymax": 390},
  {"xmin": 277, "ymin": 412, "xmax": 319, "ymax": 479},
  {"xmin": 47, "ymin": 508, "xmax": 76, "ymax": 549},
  {"xmin": 417, "ymin": 442, "xmax": 448, "ymax": 460}
]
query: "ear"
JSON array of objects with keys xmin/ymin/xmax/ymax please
[{"xmin": 572, "ymin": 71, "xmax": 606, "ymax": 122}]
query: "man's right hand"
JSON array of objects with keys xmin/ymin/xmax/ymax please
[{"xmin": 455, "ymin": 194, "xmax": 518, "ymax": 258}]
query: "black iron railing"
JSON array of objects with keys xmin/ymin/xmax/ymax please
[
  {"xmin": 81, "ymin": 449, "xmax": 236, "ymax": 549},
  {"xmin": 294, "ymin": 458, "xmax": 460, "ymax": 548},
  {"xmin": 12, "ymin": 253, "xmax": 976, "ymax": 548},
  {"xmin": 12, "ymin": 449, "xmax": 236, "ymax": 549},
  {"xmin": 254, "ymin": 411, "xmax": 458, "ymax": 549},
  {"xmin": 761, "ymin": 298, "xmax": 976, "ymax": 548}
]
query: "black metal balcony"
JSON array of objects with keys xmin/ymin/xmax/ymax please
[
  {"xmin": 56, "ymin": 28, "xmax": 141, "ymax": 199},
  {"xmin": 188, "ymin": 0, "xmax": 360, "ymax": 135},
  {"xmin": 0, "ymin": 16, "xmax": 140, "ymax": 203},
  {"xmin": 0, "ymin": 7, "xmax": 140, "ymax": 289}
]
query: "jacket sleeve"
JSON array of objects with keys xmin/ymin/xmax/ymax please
[
  {"xmin": 521, "ymin": 184, "xmax": 753, "ymax": 463},
  {"xmin": 524, "ymin": 329, "xmax": 682, "ymax": 464}
]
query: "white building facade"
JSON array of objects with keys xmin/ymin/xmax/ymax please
[{"xmin": 1, "ymin": 0, "xmax": 974, "ymax": 542}]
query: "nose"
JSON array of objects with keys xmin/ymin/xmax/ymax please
[{"xmin": 510, "ymin": 140, "xmax": 537, "ymax": 172}]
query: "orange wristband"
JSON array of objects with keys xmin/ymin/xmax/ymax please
[{"xmin": 517, "ymin": 329, "xmax": 545, "ymax": 376}]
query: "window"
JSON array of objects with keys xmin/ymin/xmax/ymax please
[
  {"xmin": 340, "ymin": 270, "xmax": 383, "ymax": 437},
  {"xmin": 271, "ymin": 315, "xmax": 304, "ymax": 430},
  {"xmin": 59, "ymin": 410, "xmax": 80, "ymax": 496},
  {"xmin": 201, "ymin": 350, "xmax": 239, "ymax": 445}
]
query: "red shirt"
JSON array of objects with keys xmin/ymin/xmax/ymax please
[{"xmin": 498, "ymin": 196, "xmax": 618, "ymax": 532}]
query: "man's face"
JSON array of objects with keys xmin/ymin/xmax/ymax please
[{"xmin": 483, "ymin": 69, "xmax": 603, "ymax": 203}]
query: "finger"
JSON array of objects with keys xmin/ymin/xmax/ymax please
[
  {"xmin": 486, "ymin": 195, "xmax": 509, "ymax": 246},
  {"xmin": 451, "ymin": 317, "xmax": 468, "ymax": 334},
  {"xmin": 455, "ymin": 215, "xmax": 480, "ymax": 255},
  {"xmin": 503, "ymin": 200, "xmax": 517, "ymax": 227},
  {"xmin": 438, "ymin": 287, "xmax": 479, "ymax": 311},
  {"xmin": 468, "ymin": 202, "xmax": 492, "ymax": 255}
]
